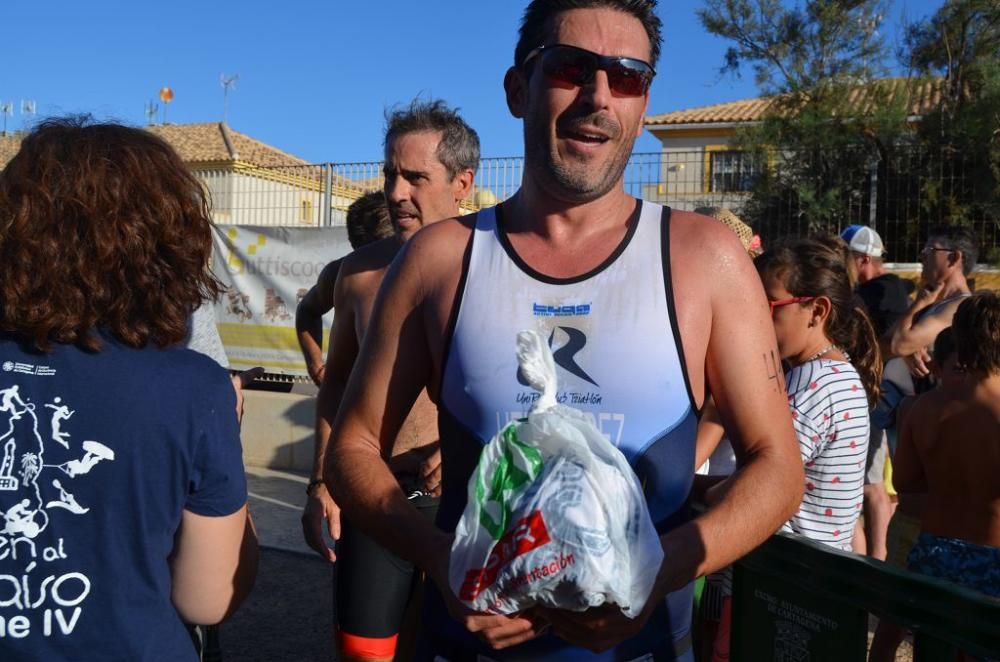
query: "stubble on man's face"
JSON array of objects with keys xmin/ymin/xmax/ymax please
[
  {"xmin": 521, "ymin": 8, "xmax": 650, "ymax": 204},
  {"xmin": 524, "ymin": 103, "xmax": 638, "ymax": 203},
  {"xmin": 383, "ymin": 130, "xmax": 458, "ymax": 241}
]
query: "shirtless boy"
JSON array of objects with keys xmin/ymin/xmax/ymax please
[{"xmin": 894, "ymin": 291, "xmax": 1000, "ymax": 598}]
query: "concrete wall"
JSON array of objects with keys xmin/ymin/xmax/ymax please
[{"xmin": 241, "ymin": 390, "xmax": 316, "ymax": 473}]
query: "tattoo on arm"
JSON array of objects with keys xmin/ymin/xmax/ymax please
[{"xmin": 765, "ymin": 350, "xmax": 785, "ymax": 394}]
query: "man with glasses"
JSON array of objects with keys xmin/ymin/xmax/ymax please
[
  {"xmin": 323, "ymin": 2, "xmax": 803, "ymax": 659},
  {"xmin": 887, "ymin": 225, "xmax": 977, "ymax": 379}
]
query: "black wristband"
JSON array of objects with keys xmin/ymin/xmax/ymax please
[{"xmin": 305, "ymin": 478, "xmax": 324, "ymax": 495}]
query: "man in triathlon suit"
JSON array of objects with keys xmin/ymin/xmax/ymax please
[
  {"xmin": 295, "ymin": 191, "xmax": 395, "ymax": 386},
  {"xmin": 324, "ymin": 2, "xmax": 804, "ymax": 660},
  {"xmin": 887, "ymin": 225, "xmax": 977, "ymax": 380},
  {"xmin": 302, "ymin": 99, "xmax": 479, "ymax": 661}
]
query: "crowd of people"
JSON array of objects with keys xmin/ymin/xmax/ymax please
[{"xmin": 0, "ymin": 0, "xmax": 996, "ymax": 661}]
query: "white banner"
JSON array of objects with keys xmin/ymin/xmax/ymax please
[{"xmin": 211, "ymin": 225, "xmax": 352, "ymax": 376}]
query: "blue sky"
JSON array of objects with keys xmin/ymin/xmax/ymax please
[{"xmin": 3, "ymin": 0, "xmax": 942, "ymax": 163}]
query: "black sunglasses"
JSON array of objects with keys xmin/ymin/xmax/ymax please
[{"xmin": 522, "ymin": 44, "xmax": 655, "ymax": 97}]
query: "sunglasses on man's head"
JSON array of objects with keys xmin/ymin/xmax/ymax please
[{"xmin": 522, "ymin": 44, "xmax": 655, "ymax": 97}]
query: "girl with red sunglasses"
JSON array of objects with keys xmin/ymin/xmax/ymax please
[{"xmin": 755, "ymin": 236, "xmax": 883, "ymax": 550}]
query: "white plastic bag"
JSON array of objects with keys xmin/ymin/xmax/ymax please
[{"xmin": 449, "ymin": 330, "xmax": 664, "ymax": 617}]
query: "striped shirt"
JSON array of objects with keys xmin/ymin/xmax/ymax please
[{"xmin": 781, "ymin": 359, "xmax": 869, "ymax": 550}]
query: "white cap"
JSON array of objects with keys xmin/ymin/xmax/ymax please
[{"xmin": 840, "ymin": 225, "xmax": 885, "ymax": 257}]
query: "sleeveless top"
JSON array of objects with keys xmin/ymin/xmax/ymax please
[
  {"xmin": 428, "ymin": 199, "xmax": 699, "ymax": 661},
  {"xmin": 916, "ymin": 292, "xmax": 973, "ymax": 324}
]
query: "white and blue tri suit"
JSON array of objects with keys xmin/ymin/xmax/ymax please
[{"xmin": 424, "ymin": 199, "xmax": 700, "ymax": 661}]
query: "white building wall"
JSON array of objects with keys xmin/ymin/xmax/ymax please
[{"xmin": 644, "ymin": 131, "xmax": 751, "ymax": 213}]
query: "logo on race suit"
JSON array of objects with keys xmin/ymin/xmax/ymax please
[
  {"xmin": 532, "ymin": 303, "xmax": 591, "ymax": 317},
  {"xmin": 517, "ymin": 326, "xmax": 598, "ymax": 388}
]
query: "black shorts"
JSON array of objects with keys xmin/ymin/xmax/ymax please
[{"xmin": 336, "ymin": 492, "xmax": 439, "ymax": 658}]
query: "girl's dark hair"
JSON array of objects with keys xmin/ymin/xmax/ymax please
[
  {"xmin": 0, "ymin": 116, "xmax": 221, "ymax": 351},
  {"xmin": 756, "ymin": 235, "xmax": 883, "ymax": 406},
  {"xmin": 953, "ymin": 291, "xmax": 1000, "ymax": 375}
]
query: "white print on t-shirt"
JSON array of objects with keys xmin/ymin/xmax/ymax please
[
  {"xmin": 43, "ymin": 399, "xmax": 73, "ymax": 449},
  {"xmin": 0, "ymin": 384, "xmax": 114, "ymax": 639},
  {"xmin": 1, "ymin": 362, "xmax": 57, "ymax": 378}
]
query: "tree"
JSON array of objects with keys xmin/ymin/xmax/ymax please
[
  {"xmin": 700, "ymin": 0, "xmax": 888, "ymax": 95},
  {"xmin": 903, "ymin": 0, "xmax": 1000, "ymax": 263},
  {"xmin": 903, "ymin": 0, "xmax": 1000, "ymax": 124},
  {"xmin": 699, "ymin": 0, "xmax": 910, "ymax": 239}
]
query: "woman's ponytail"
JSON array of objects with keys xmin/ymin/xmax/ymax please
[{"xmin": 839, "ymin": 305, "xmax": 883, "ymax": 407}]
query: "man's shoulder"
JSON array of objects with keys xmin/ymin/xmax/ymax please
[
  {"xmin": 668, "ymin": 208, "xmax": 756, "ymax": 296},
  {"xmin": 402, "ymin": 215, "xmax": 477, "ymax": 270},
  {"xmin": 338, "ymin": 237, "xmax": 401, "ymax": 288},
  {"xmin": 317, "ymin": 256, "xmax": 344, "ymax": 285},
  {"xmin": 669, "ymin": 208, "xmax": 750, "ymax": 259}
]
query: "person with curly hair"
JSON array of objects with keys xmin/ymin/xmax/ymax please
[{"xmin": 0, "ymin": 117, "xmax": 257, "ymax": 660}]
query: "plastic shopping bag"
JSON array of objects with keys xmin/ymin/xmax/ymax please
[{"xmin": 449, "ymin": 330, "xmax": 664, "ymax": 617}]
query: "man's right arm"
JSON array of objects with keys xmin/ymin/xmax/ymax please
[
  {"xmin": 885, "ymin": 282, "xmax": 946, "ymax": 361},
  {"xmin": 324, "ymin": 228, "xmax": 544, "ymax": 650},
  {"xmin": 295, "ymin": 260, "xmax": 340, "ymax": 386},
  {"xmin": 300, "ymin": 262, "xmax": 355, "ymax": 562}
]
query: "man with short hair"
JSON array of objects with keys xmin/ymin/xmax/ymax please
[
  {"xmin": 841, "ymin": 225, "xmax": 911, "ymax": 339},
  {"xmin": 324, "ymin": 2, "xmax": 803, "ymax": 660},
  {"xmin": 840, "ymin": 224, "xmax": 910, "ymax": 560},
  {"xmin": 887, "ymin": 225, "xmax": 977, "ymax": 378},
  {"xmin": 301, "ymin": 99, "xmax": 479, "ymax": 662},
  {"xmin": 295, "ymin": 191, "xmax": 394, "ymax": 386}
]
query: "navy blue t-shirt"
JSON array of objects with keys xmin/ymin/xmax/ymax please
[{"xmin": 0, "ymin": 334, "xmax": 247, "ymax": 661}]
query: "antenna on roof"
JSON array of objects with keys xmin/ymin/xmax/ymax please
[
  {"xmin": 144, "ymin": 100, "xmax": 159, "ymax": 125},
  {"xmin": 0, "ymin": 101, "xmax": 13, "ymax": 136},
  {"xmin": 221, "ymin": 74, "xmax": 239, "ymax": 125}
]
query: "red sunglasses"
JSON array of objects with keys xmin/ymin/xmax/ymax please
[
  {"xmin": 522, "ymin": 44, "xmax": 655, "ymax": 97},
  {"xmin": 769, "ymin": 296, "xmax": 815, "ymax": 315}
]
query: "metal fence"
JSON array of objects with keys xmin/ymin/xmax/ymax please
[{"xmin": 198, "ymin": 148, "xmax": 998, "ymax": 264}]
